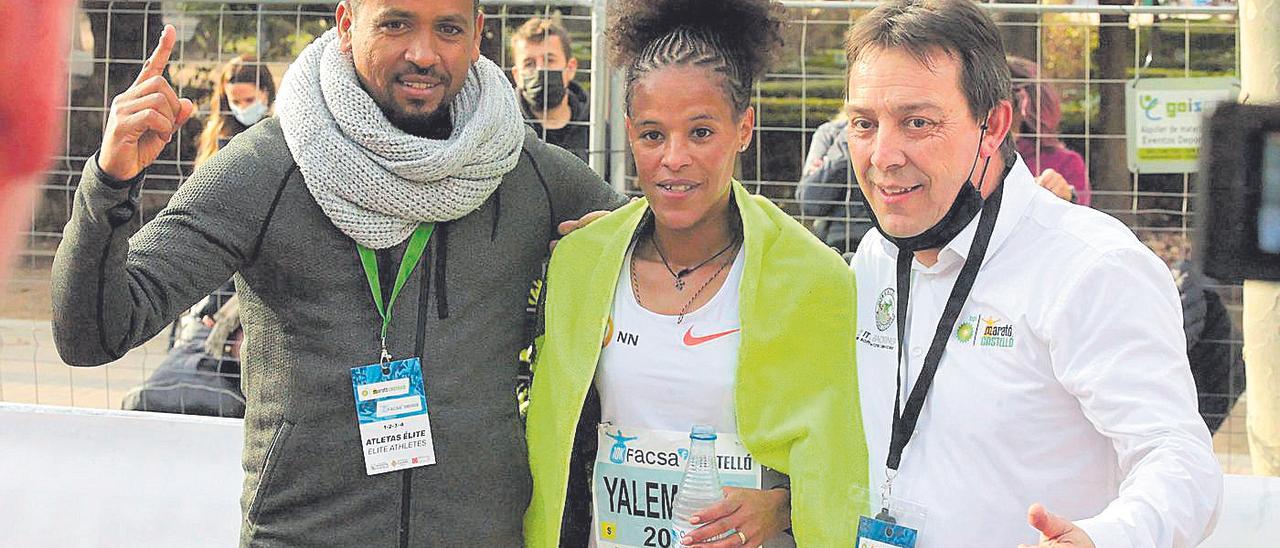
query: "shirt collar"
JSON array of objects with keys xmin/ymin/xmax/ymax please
[{"xmin": 878, "ymin": 154, "xmax": 1039, "ymax": 273}]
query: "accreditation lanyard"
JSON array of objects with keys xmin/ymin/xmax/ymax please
[
  {"xmin": 882, "ymin": 182, "xmax": 1004, "ymax": 503},
  {"xmin": 356, "ymin": 223, "xmax": 435, "ymax": 365}
]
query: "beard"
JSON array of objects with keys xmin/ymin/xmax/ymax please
[
  {"xmin": 358, "ymin": 61, "xmax": 456, "ymax": 140},
  {"xmin": 379, "ymin": 100, "xmax": 453, "ymax": 140}
]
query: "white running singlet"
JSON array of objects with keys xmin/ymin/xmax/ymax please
[{"xmin": 595, "ymin": 243, "xmax": 746, "ymax": 435}]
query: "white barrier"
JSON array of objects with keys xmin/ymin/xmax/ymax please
[
  {"xmin": 1201, "ymin": 473, "xmax": 1280, "ymax": 547},
  {"xmin": 0, "ymin": 403, "xmax": 243, "ymax": 547},
  {"xmin": 1, "ymin": 402, "xmax": 1278, "ymax": 547}
]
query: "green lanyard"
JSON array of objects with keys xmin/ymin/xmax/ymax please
[{"xmin": 357, "ymin": 223, "xmax": 435, "ymax": 364}]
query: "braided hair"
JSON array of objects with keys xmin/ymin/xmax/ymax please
[{"xmin": 607, "ymin": 0, "xmax": 784, "ymax": 116}]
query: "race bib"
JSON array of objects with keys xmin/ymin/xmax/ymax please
[{"xmin": 591, "ymin": 424, "xmax": 761, "ymax": 548}]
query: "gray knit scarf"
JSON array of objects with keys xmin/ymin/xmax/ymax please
[{"xmin": 276, "ymin": 29, "xmax": 524, "ymax": 249}]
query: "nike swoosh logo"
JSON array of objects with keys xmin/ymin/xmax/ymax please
[{"xmin": 683, "ymin": 327, "xmax": 741, "ymax": 347}]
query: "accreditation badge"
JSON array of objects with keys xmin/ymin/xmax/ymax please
[
  {"xmin": 350, "ymin": 357, "xmax": 435, "ymax": 475},
  {"xmin": 591, "ymin": 424, "xmax": 761, "ymax": 548},
  {"xmin": 854, "ymin": 485, "xmax": 927, "ymax": 548}
]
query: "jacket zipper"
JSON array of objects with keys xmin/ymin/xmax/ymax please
[{"xmin": 400, "ymin": 239, "xmax": 436, "ymax": 548}]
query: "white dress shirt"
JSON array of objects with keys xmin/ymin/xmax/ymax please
[{"xmin": 851, "ymin": 156, "xmax": 1222, "ymax": 547}]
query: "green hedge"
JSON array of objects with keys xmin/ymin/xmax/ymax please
[{"xmin": 754, "ymin": 96, "xmax": 845, "ymax": 129}]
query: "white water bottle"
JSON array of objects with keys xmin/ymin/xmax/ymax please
[{"xmin": 670, "ymin": 424, "xmax": 732, "ymax": 542}]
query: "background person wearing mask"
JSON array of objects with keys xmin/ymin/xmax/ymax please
[
  {"xmin": 510, "ymin": 16, "xmax": 590, "ymax": 162},
  {"xmin": 195, "ymin": 55, "xmax": 277, "ymax": 165},
  {"xmin": 50, "ymin": 0, "xmax": 623, "ymax": 543},
  {"xmin": 844, "ymin": 1, "xmax": 1220, "ymax": 546}
]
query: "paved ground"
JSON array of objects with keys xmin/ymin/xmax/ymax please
[
  {"xmin": 1, "ymin": 263, "xmax": 175, "ymax": 409},
  {"xmin": 0, "ymin": 318, "xmax": 171, "ymax": 410}
]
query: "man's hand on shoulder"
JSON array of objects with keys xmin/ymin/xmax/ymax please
[
  {"xmin": 1018, "ymin": 503, "xmax": 1095, "ymax": 548},
  {"xmin": 550, "ymin": 197, "xmax": 639, "ymax": 251},
  {"xmin": 1035, "ymin": 169, "xmax": 1075, "ymax": 203},
  {"xmin": 550, "ymin": 210, "xmax": 611, "ymax": 252}
]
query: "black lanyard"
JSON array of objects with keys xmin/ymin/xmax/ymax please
[{"xmin": 886, "ymin": 181, "xmax": 1005, "ymax": 473}]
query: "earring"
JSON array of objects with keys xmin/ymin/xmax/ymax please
[{"xmin": 739, "ymin": 144, "xmax": 748, "ymax": 152}]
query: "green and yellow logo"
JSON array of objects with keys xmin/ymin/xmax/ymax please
[
  {"xmin": 956, "ymin": 314, "xmax": 1015, "ymax": 348},
  {"xmin": 955, "ymin": 318, "xmax": 976, "ymax": 343}
]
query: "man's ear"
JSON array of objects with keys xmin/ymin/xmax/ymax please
[
  {"xmin": 336, "ymin": 1, "xmax": 354, "ymax": 53},
  {"xmin": 471, "ymin": 11, "xmax": 485, "ymax": 62},
  {"xmin": 564, "ymin": 57, "xmax": 579, "ymax": 83},
  {"xmin": 980, "ymin": 100, "xmax": 1014, "ymax": 159}
]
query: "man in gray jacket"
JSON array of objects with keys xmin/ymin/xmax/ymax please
[{"xmin": 51, "ymin": 1, "xmax": 623, "ymax": 546}]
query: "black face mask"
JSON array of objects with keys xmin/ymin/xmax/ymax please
[
  {"xmin": 866, "ymin": 124, "xmax": 994, "ymax": 253},
  {"xmin": 520, "ymin": 69, "xmax": 567, "ymax": 110}
]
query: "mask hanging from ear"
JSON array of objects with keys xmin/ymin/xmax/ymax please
[
  {"xmin": 866, "ymin": 121, "xmax": 994, "ymax": 253},
  {"xmin": 872, "ymin": 178, "xmax": 986, "ymax": 253}
]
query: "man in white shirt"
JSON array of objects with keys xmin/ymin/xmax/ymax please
[{"xmin": 843, "ymin": 1, "xmax": 1222, "ymax": 546}]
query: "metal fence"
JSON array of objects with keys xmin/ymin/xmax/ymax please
[{"xmin": 0, "ymin": 0, "xmax": 1250, "ymax": 472}]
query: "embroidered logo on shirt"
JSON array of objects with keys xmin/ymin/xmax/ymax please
[
  {"xmin": 682, "ymin": 326, "xmax": 740, "ymax": 346},
  {"xmin": 857, "ymin": 330, "xmax": 896, "ymax": 351},
  {"xmin": 875, "ymin": 288, "xmax": 896, "ymax": 331},
  {"xmin": 956, "ymin": 314, "xmax": 1016, "ymax": 348}
]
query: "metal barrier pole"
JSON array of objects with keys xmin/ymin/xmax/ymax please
[
  {"xmin": 1240, "ymin": 0, "xmax": 1280, "ymax": 477},
  {"xmin": 588, "ymin": 0, "xmax": 609, "ymax": 178},
  {"xmin": 609, "ymin": 64, "xmax": 628, "ymax": 193}
]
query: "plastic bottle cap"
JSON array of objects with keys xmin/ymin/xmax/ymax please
[{"xmin": 689, "ymin": 424, "xmax": 718, "ymax": 441}]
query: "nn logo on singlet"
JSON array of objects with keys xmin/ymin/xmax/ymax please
[
  {"xmin": 602, "ymin": 316, "xmax": 640, "ymax": 348},
  {"xmin": 956, "ymin": 314, "xmax": 1015, "ymax": 348}
]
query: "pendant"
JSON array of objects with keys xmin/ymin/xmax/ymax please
[{"xmin": 675, "ymin": 277, "xmax": 686, "ymax": 291}]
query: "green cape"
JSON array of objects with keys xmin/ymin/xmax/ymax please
[{"xmin": 525, "ymin": 182, "xmax": 870, "ymax": 546}]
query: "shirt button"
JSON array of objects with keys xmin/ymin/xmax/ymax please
[{"xmin": 911, "ymin": 347, "xmax": 924, "ymax": 357}]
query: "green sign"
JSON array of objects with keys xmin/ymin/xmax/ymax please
[{"xmin": 1126, "ymin": 77, "xmax": 1239, "ymax": 174}]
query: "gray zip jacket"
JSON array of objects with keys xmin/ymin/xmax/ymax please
[{"xmin": 51, "ymin": 118, "xmax": 624, "ymax": 547}]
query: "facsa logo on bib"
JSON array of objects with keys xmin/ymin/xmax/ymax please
[
  {"xmin": 603, "ymin": 428, "xmax": 692, "ymax": 468},
  {"xmin": 605, "ymin": 429, "xmax": 638, "ymax": 464}
]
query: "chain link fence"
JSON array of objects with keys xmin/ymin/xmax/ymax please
[{"xmin": 0, "ymin": 0, "xmax": 1250, "ymax": 472}]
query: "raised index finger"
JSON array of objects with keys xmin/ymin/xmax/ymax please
[{"xmin": 133, "ymin": 24, "xmax": 177, "ymax": 86}]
